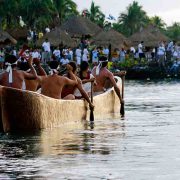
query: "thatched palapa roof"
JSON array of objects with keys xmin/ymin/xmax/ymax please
[
  {"xmin": 144, "ymin": 24, "xmax": 169, "ymax": 42},
  {"xmin": 129, "ymin": 25, "xmax": 169, "ymax": 47},
  {"xmin": 61, "ymin": 16, "xmax": 102, "ymax": 37},
  {"xmin": 36, "ymin": 27, "xmax": 76, "ymax": 47},
  {"xmin": 129, "ymin": 29, "xmax": 158, "ymax": 47},
  {"xmin": 92, "ymin": 29, "xmax": 130, "ymax": 49},
  {"xmin": 0, "ymin": 30, "xmax": 17, "ymax": 45},
  {"xmin": 7, "ymin": 27, "xmax": 28, "ymax": 40}
]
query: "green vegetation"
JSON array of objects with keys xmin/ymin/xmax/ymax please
[
  {"xmin": 0, "ymin": 0, "xmax": 79, "ymax": 30},
  {"xmin": 82, "ymin": 1, "xmax": 105, "ymax": 28},
  {"xmin": 166, "ymin": 23, "xmax": 180, "ymax": 42},
  {"xmin": 115, "ymin": 1, "xmax": 149, "ymax": 36},
  {"xmin": 150, "ymin": 16, "xmax": 166, "ymax": 30},
  {"xmin": 0, "ymin": 0, "xmax": 179, "ymax": 40},
  {"xmin": 52, "ymin": 0, "xmax": 79, "ymax": 25}
]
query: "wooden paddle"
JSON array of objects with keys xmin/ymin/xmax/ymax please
[
  {"xmin": 90, "ymin": 81, "xmax": 94, "ymax": 122},
  {"xmin": 120, "ymin": 75, "xmax": 125, "ymax": 117}
]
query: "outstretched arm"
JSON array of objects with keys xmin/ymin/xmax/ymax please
[
  {"xmin": 113, "ymin": 71, "xmax": 126, "ymax": 77},
  {"xmin": 77, "ymin": 78, "xmax": 94, "ymax": 109},
  {"xmin": 23, "ymin": 56, "xmax": 38, "ymax": 80},
  {"xmin": 63, "ymin": 76, "xmax": 78, "ymax": 86},
  {"xmin": 65, "ymin": 64, "xmax": 78, "ymax": 86},
  {"xmin": 108, "ymin": 72, "xmax": 123, "ymax": 103},
  {"xmin": 34, "ymin": 59, "xmax": 47, "ymax": 76},
  {"xmin": 82, "ymin": 77, "xmax": 95, "ymax": 84}
]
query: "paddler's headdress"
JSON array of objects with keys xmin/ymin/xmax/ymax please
[
  {"xmin": 5, "ymin": 55, "xmax": 18, "ymax": 83},
  {"xmin": 96, "ymin": 56, "xmax": 108, "ymax": 75}
]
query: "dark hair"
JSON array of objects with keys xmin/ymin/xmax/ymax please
[
  {"xmin": 79, "ymin": 61, "xmax": 89, "ymax": 79},
  {"xmin": 18, "ymin": 61, "xmax": 30, "ymax": 71},
  {"xmin": 99, "ymin": 56, "xmax": 108, "ymax": 68},
  {"xmin": 4, "ymin": 55, "xmax": 17, "ymax": 69},
  {"xmin": 69, "ymin": 61, "xmax": 77, "ymax": 73},
  {"xmin": 99, "ymin": 56, "xmax": 107, "ymax": 61},
  {"xmin": 80, "ymin": 61, "xmax": 89, "ymax": 71},
  {"xmin": 5, "ymin": 55, "xmax": 17, "ymax": 64},
  {"xmin": 102, "ymin": 61, "xmax": 108, "ymax": 68},
  {"xmin": 49, "ymin": 61, "xmax": 59, "ymax": 69}
]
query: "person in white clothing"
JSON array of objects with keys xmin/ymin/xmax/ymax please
[
  {"xmin": 103, "ymin": 47, "xmax": 109, "ymax": 57},
  {"xmin": 42, "ymin": 38, "xmax": 51, "ymax": 63},
  {"xmin": 92, "ymin": 47, "xmax": 99, "ymax": 65},
  {"xmin": 138, "ymin": 41, "xmax": 144, "ymax": 62},
  {"xmin": 172, "ymin": 44, "xmax": 179, "ymax": 61},
  {"xmin": 167, "ymin": 41, "xmax": 174, "ymax": 52},
  {"xmin": 53, "ymin": 47, "xmax": 61, "ymax": 61},
  {"xmin": 119, "ymin": 48, "xmax": 126, "ymax": 62},
  {"xmin": 166, "ymin": 41, "xmax": 174, "ymax": 61},
  {"xmin": 60, "ymin": 54, "xmax": 69, "ymax": 66},
  {"xmin": 12, "ymin": 48, "xmax": 17, "ymax": 57},
  {"xmin": 68, "ymin": 48, "xmax": 73, "ymax": 61},
  {"xmin": 130, "ymin": 46, "xmax": 136, "ymax": 54},
  {"xmin": 75, "ymin": 47, "xmax": 82, "ymax": 66},
  {"xmin": 157, "ymin": 42, "xmax": 166, "ymax": 68},
  {"xmin": 62, "ymin": 48, "xmax": 68, "ymax": 57},
  {"xmin": 32, "ymin": 49, "xmax": 41, "ymax": 59},
  {"xmin": 82, "ymin": 46, "xmax": 89, "ymax": 62},
  {"xmin": 45, "ymin": 27, "xmax": 50, "ymax": 33}
]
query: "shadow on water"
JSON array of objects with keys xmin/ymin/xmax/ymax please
[
  {"xmin": 0, "ymin": 131, "xmax": 43, "ymax": 179},
  {"xmin": 0, "ymin": 131, "xmax": 42, "ymax": 158}
]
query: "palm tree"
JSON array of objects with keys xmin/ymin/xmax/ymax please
[
  {"xmin": 166, "ymin": 22, "xmax": 180, "ymax": 41},
  {"xmin": 83, "ymin": 1, "xmax": 105, "ymax": 27},
  {"xmin": 112, "ymin": 23, "xmax": 126, "ymax": 35},
  {"xmin": 52, "ymin": 0, "xmax": 78, "ymax": 25},
  {"xmin": 118, "ymin": 1, "xmax": 149, "ymax": 36},
  {"xmin": 19, "ymin": 0, "xmax": 55, "ymax": 30},
  {"xmin": 0, "ymin": 0, "xmax": 20, "ymax": 29},
  {"xmin": 150, "ymin": 16, "xmax": 166, "ymax": 30}
]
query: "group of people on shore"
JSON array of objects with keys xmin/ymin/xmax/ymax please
[
  {"xmin": 131, "ymin": 41, "xmax": 180, "ymax": 64},
  {"xmin": 40, "ymin": 38, "xmax": 111, "ymax": 67},
  {"xmin": 109, "ymin": 40, "xmax": 180, "ymax": 66},
  {"xmin": 0, "ymin": 45, "xmax": 125, "ymax": 110}
]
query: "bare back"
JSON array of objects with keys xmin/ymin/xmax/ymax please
[
  {"xmin": 0, "ymin": 70, "xmax": 26, "ymax": 89},
  {"xmin": 92, "ymin": 67, "xmax": 115, "ymax": 92},
  {"xmin": 25, "ymin": 78, "xmax": 40, "ymax": 91},
  {"xmin": 25, "ymin": 64, "xmax": 47, "ymax": 91},
  {"xmin": 40, "ymin": 74, "xmax": 77, "ymax": 99}
]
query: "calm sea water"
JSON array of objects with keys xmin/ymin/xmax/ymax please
[{"xmin": 1, "ymin": 80, "xmax": 180, "ymax": 180}]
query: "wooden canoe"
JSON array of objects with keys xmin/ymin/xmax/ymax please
[{"xmin": 0, "ymin": 77, "xmax": 122, "ymax": 133}]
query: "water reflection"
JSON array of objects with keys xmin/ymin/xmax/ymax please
[
  {"xmin": 40, "ymin": 120, "xmax": 126, "ymax": 156},
  {"xmin": 0, "ymin": 119, "xmax": 126, "ymax": 179}
]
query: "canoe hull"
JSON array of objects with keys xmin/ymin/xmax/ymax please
[{"xmin": 0, "ymin": 77, "xmax": 121, "ymax": 132}]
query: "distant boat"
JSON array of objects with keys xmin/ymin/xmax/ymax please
[{"xmin": 0, "ymin": 77, "xmax": 122, "ymax": 133}]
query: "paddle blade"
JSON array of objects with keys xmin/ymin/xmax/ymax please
[
  {"xmin": 120, "ymin": 103, "xmax": 125, "ymax": 117},
  {"xmin": 90, "ymin": 108, "xmax": 94, "ymax": 122}
]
